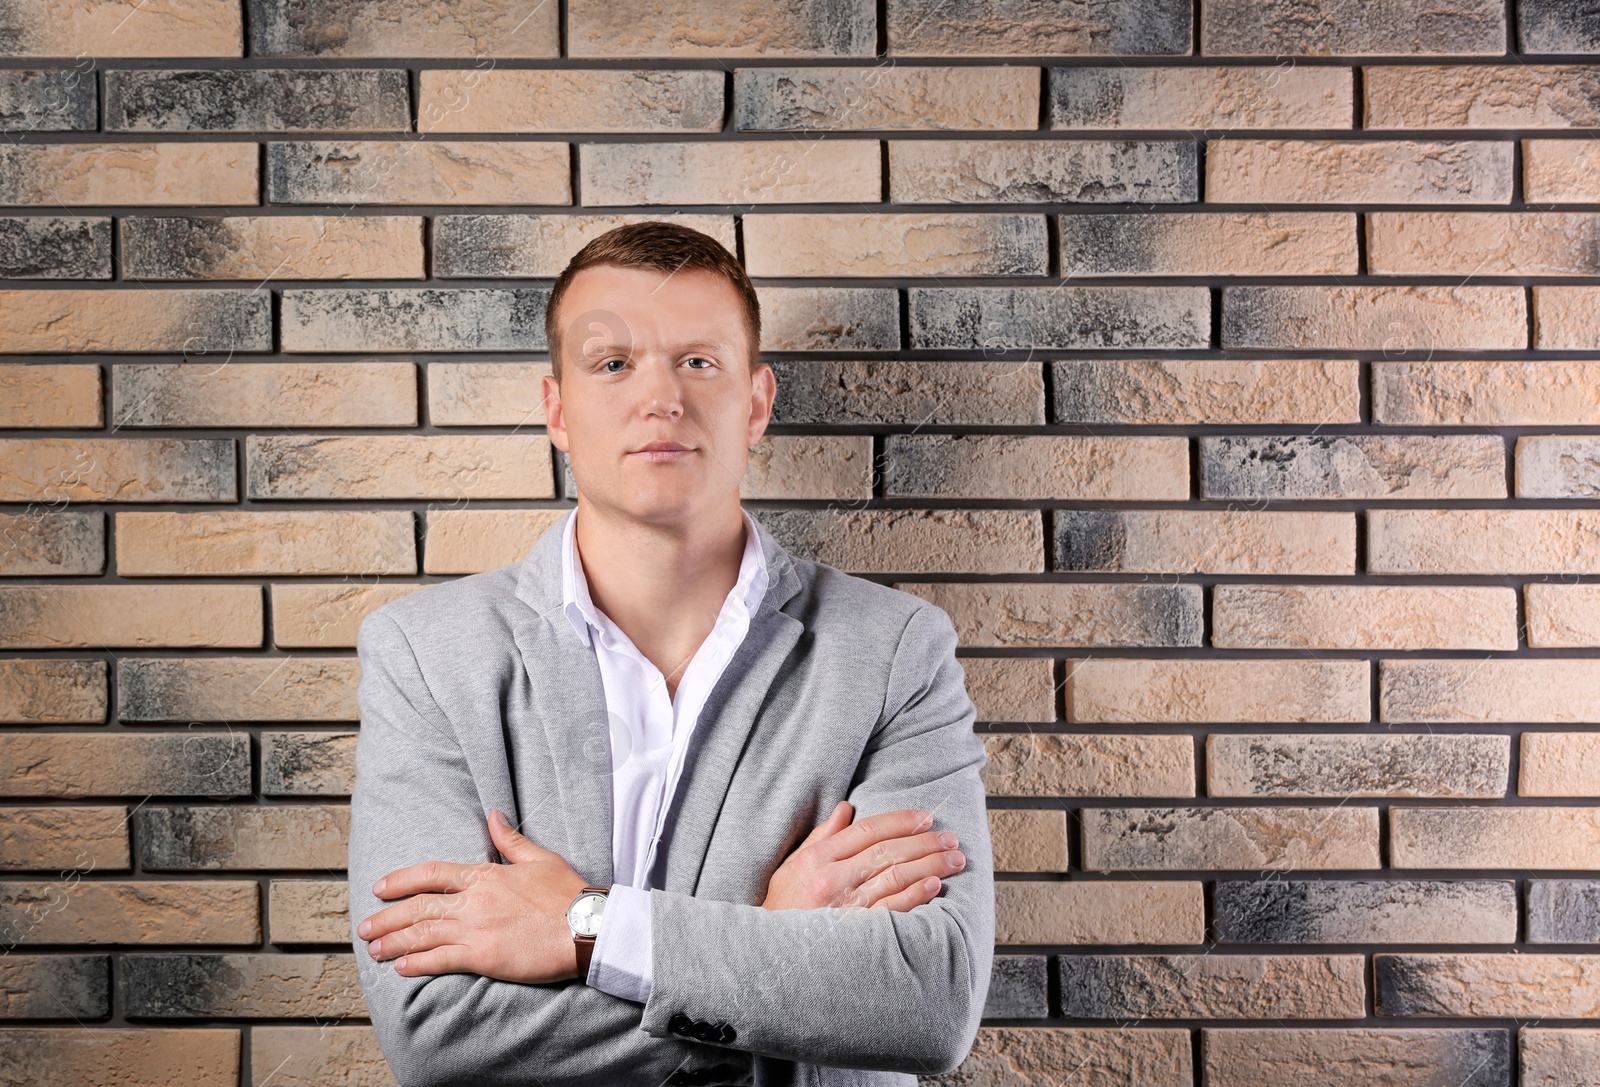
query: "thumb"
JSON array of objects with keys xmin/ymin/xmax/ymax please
[
  {"xmin": 487, "ymin": 808, "xmax": 545, "ymax": 863},
  {"xmin": 801, "ymin": 800, "xmax": 851, "ymax": 847}
]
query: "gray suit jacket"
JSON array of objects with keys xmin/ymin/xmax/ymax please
[{"xmin": 348, "ymin": 509, "xmax": 995, "ymax": 1087}]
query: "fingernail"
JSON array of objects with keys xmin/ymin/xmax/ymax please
[
  {"xmin": 923, "ymin": 877, "xmax": 940, "ymax": 892},
  {"xmin": 373, "ymin": 878, "xmax": 386, "ymax": 895},
  {"xmin": 938, "ymin": 833, "xmax": 958, "ymax": 849},
  {"xmin": 946, "ymin": 851, "xmax": 964, "ymax": 867},
  {"xmin": 357, "ymin": 919, "xmax": 370, "ymax": 938}
]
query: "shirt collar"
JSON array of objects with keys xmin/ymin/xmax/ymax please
[{"xmin": 561, "ymin": 506, "xmax": 770, "ymax": 648}]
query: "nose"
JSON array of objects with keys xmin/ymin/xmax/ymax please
[{"xmin": 637, "ymin": 357, "xmax": 684, "ymax": 417}]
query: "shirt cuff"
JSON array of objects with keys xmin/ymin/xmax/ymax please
[{"xmin": 586, "ymin": 882, "xmax": 653, "ymax": 1004}]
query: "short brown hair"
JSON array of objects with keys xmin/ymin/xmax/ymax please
[{"xmin": 544, "ymin": 221, "xmax": 761, "ymax": 381}]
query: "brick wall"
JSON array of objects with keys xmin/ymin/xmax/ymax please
[{"xmin": 2, "ymin": 0, "xmax": 1599, "ymax": 1083}]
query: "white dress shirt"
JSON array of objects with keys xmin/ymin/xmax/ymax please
[{"xmin": 560, "ymin": 504, "xmax": 769, "ymax": 1004}]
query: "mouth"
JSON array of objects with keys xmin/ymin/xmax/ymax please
[{"xmin": 629, "ymin": 442, "xmax": 695, "ymax": 461}]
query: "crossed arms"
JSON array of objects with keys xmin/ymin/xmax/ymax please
[{"xmin": 347, "ymin": 604, "xmax": 994, "ymax": 1086}]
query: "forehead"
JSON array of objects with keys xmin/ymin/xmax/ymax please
[{"xmin": 559, "ymin": 263, "xmax": 748, "ymax": 349}]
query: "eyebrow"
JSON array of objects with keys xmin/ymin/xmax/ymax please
[{"xmin": 583, "ymin": 341, "xmax": 734, "ymax": 355}]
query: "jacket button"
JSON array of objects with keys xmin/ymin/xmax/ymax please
[
  {"xmin": 715, "ymin": 1022, "xmax": 736, "ymax": 1043},
  {"xmin": 668, "ymin": 1012, "xmax": 693, "ymax": 1035},
  {"xmin": 690, "ymin": 1020, "xmax": 715, "ymax": 1041}
]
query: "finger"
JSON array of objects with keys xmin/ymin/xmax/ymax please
[
  {"xmin": 813, "ymin": 807, "xmax": 933, "ymax": 864},
  {"xmin": 850, "ymin": 847, "xmax": 965, "ymax": 906},
  {"xmin": 391, "ymin": 942, "xmax": 470, "ymax": 976},
  {"xmin": 867, "ymin": 876, "xmax": 942, "ymax": 913},
  {"xmin": 359, "ymin": 890, "xmax": 458, "ymax": 942},
  {"xmin": 369, "ymin": 914, "xmax": 454, "ymax": 961},
  {"xmin": 798, "ymin": 800, "xmax": 851, "ymax": 849},
  {"xmin": 373, "ymin": 859, "xmax": 479, "ymax": 899},
  {"xmin": 838, "ymin": 828, "xmax": 961, "ymax": 888}
]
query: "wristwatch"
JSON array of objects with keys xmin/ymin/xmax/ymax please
[{"xmin": 566, "ymin": 884, "xmax": 610, "ymax": 982}]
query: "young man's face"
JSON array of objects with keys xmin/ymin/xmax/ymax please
[{"xmin": 543, "ymin": 263, "xmax": 775, "ymax": 527}]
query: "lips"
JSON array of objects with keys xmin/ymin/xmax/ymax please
[{"xmin": 634, "ymin": 441, "xmax": 691, "ymax": 452}]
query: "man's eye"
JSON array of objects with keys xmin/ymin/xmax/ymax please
[
  {"xmin": 601, "ymin": 358, "xmax": 627, "ymax": 372},
  {"xmin": 685, "ymin": 356, "xmax": 712, "ymax": 368}
]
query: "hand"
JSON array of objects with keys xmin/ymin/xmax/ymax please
[
  {"xmin": 760, "ymin": 801, "xmax": 965, "ymax": 912},
  {"xmin": 356, "ymin": 808, "xmax": 589, "ymax": 984}
]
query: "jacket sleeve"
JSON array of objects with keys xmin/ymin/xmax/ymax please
[
  {"xmin": 348, "ymin": 610, "xmax": 709, "ymax": 1087},
  {"xmin": 636, "ymin": 603, "xmax": 995, "ymax": 1076}
]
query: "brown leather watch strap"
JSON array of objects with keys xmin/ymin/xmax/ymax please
[{"xmin": 573, "ymin": 884, "xmax": 609, "ymax": 983}]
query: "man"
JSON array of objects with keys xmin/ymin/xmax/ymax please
[{"xmin": 347, "ymin": 221, "xmax": 994, "ymax": 1086}]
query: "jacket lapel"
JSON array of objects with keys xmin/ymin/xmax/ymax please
[{"xmin": 510, "ymin": 508, "xmax": 805, "ymax": 896}]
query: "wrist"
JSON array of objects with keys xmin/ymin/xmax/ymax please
[{"xmin": 565, "ymin": 883, "xmax": 611, "ymax": 983}]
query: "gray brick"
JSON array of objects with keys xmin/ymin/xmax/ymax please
[
  {"xmin": 1528, "ymin": 880, "xmax": 1600, "ymax": 943},
  {"xmin": 1200, "ymin": 435, "xmax": 1506, "ymax": 500},
  {"xmin": 267, "ymin": 141, "xmax": 571, "ymax": 205},
  {"xmin": 757, "ymin": 287, "xmax": 900, "ymax": 351},
  {"xmin": 1202, "ymin": 0, "xmax": 1505, "ymax": 55},
  {"xmin": 248, "ymin": 0, "xmax": 560, "ymax": 58},
  {"xmin": 0, "ymin": 659, "xmax": 106, "ymax": 724},
  {"xmin": 0, "ymin": 217, "xmax": 110, "ymax": 279},
  {"xmin": 260, "ymin": 732, "xmax": 356, "ymax": 797},
  {"xmin": 889, "ymin": 139, "xmax": 1197, "ymax": 203},
  {"xmin": 434, "ymin": 214, "xmax": 734, "ymax": 278},
  {"xmin": 1207, "ymin": 733, "xmax": 1510, "ymax": 799},
  {"xmin": 767, "ymin": 360, "xmax": 1045, "ymax": 425},
  {"xmin": 888, "ymin": 0, "xmax": 1191, "ymax": 56},
  {"xmin": 983, "ymin": 955, "xmax": 1048, "ymax": 1018},
  {"xmin": 1203, "ymin": 1028, "xmax": 1510, "ymax": 1087},
  {"xmin": 1057, "ymin": 954, "xmax": 1366, "ymax": 1018},
  {"xmin": 0, "ymin": 510, "xmax": 104, "ymax": 577},
  {"xmin": 105, "ymin": 69, "xmax": 410, "ymax": 132},
  {"xmin": 1519, "ymin": 0, "xmax": 1600, "ymax": 53},
  {"xmin": 0, "ymin": 70, "xmax": 97, "ymax": 131},
  {"xmin": 280, "ymin": 288, "xmax": 548, "ymax": 352},
  {"xmin": 117, "ymin": 657, "xmax": 359, "ymax": 723},
  {"xmin": 0, "ymin": 955, "xmax": 108, "ymax": 1018},
  {"xmin": 908, "ymin": 287, "xmax": 1209, "ymax": 350},
  {"xmin": 568, "ymin": 0, "xmax": 875, "ymax": 58},
  {"xmin": 0, "ymin": 438, "xmax": 237, "ymax": 504},
  {"xmin": 0, "ymin": 733, "xmax": 251, "ymax": 799},
  {"xmin": 1215, "ymin": 880, "xmax": 1518, "ymax": 944},
  {"xmin": 135, "ymin": 805, "xmax": 348, "ymax": 870},
  {"xmin": 121, "ymin": 953, "xmax": 361, "ymax": 1017}
]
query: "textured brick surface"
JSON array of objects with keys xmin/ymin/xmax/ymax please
[
  {"xmin": 889, "ymin": 139, "xmax": 1198, "ymax": 203},
  {"xmin": 1052, "ymin": 65, "xmax": 1352, "ymax": 128},
  {"xmin": 1366, "ymin": 64, "xmax": 1600, "ymax": 128},
  {"xmin": 1206, "ymin": 733, "xmax": 1510, "ymax": 798},
  {"xmin": 1207, "ymin": 140, "xmax": 1514, "ymax": 203},
  {"xmin": 1203, "ymin": 0, "xmax": 1505, "ymax": 55},
  {"xmin": 1082, "ymin": 807, "xmax": 1381, "ymax": 871},
  {"xmin": 982, "ymin": 733, "xmax": 1195, "ymax": 798},
  {"xmin": 1058, "ymin": 954, "xmax": 1367, "ymax": 1018},
  {"xmin": 1203, "ymin": 1028, "xmax": 1510, "ymax": 1087},
  {"xmin": 736, "ymin": 66, "xmax": 1039, "ymax": 130},
  {"xmin": 1214, "ymin": 880, "xmax": 1517, "ymax": 944},
  {"xmin": 249, "ymin": 0, "xmax": 560, "ymax": 58},
  {"xmin": 996, "ymin": 881, "xmax": 1203, "ymax": 945}
]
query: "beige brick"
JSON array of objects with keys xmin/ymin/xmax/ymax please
[
  {"xmin": 1069, "ymin": 659, "xmax": 1370, "ymax": 723},
  {"xmin": 1060, "ymin": 954, "xmax": 1368, "ymax": 1018},
  {"xmin": 113, "ymin": 360, "xmax": 416, "ymax": 429},
  {"xmin": 269, "ymin": 141, "xmax": 571, "ymax": 206},
  {"xmin": 250, "ymin": 1025, "xmax": 390, "ymax": 1087},
  {"xmin": 0, "ymin": 659, "xmax": 106, "ymax": 725},
  {"xmin": 1083, "ymin": 806, "xmax": 1381, "ymax": 871},
  {"xmin": 0, "ymin": 142, "xmax": 258, "ymax": 206},
  {"xmin": 1201, "ymin": 434, "xmax": 1507, "ymax": 501},
  {"xmin": 1212, "ymin": 585, "xmax": 1518, "ymax": 650},
  {"xmin": 1524, "ymin": 138, "xmax": 1600, "ymax": 202},
  {"xmin": 1051, "ymin": 65, "xmax": 1351, "ymax": 129},
  {"xmin": 253, "ymin": 0, "xmax": 558, "ymax": 58},
  {"xmin": 0, "ymin": 879, "xmax": 257, "ymax": 944},
  {"xmin": 745, "ymin": 213, "xmax": 1046, "ymax": 277},
  {"xmin": 1055, "ymin": 358, "xmax": 1361, "ymax": 426},
  {"xmin": 1207, "ymin": 733, "xmax": 1511, "ymax": 798},
  {"xmin": 740, "ymin": 435, "xmax": 873, "ymax": 500},
  {"xmin": 982, "ymin": 732, "xmax": 1195, "ymax": 798},
  {"xmin": 1518, "ymin": 435, "xmax": 1600, "ymax": 497},
  {"xmin": 0, "ymin": 289, "xmax": 270, "ymax": 353},
  {"xmin": 898, "ymin": 582, "xmax": 1200, "ymax": 648},
  {"xmin": 0, "ymin": 1, "xmax": 242, "ymax": 57},
  {"xmin": 1526, "ymin": 583, "xmax": 1600, "ymax": 648},
  {"xmin": 246, "ymin": 435, "xmax": 555, "ymax": 500},
  {"xmin": 1208, "ymin": 139, "xmax": 1512, "ymax": 203},
  {"xmin": 581, "ymin": 140, "xmax": 880, "ymax": 205},
  {"xmin": 0, "ymin": 437, "xmax": 235, "ymax": 503},
  {"xmin": 1520, "ymin": 1028, "xmax": 1600, "ymax": 1087},
  {"xmin": 989, "ymin": 809, "xmax": 1068, "ymax": 872},
  {"xmin": 736, "ymin": 65, "xmax": 1038, "ymax": 130},
  {"xmin": 121, "ymin": 215, "xmax": 423, "ymax": 280},
  {"xmin": 1521, "ymin": 733, "xmax": 1600, "ymax": 797},
  {"xmin": 1370, "ymin": 509, "xmax": 1600, "ymax": 574},
  {"xmin": 121, "ymin": 952, "xmax": 362, "ymax": 1016},
  {"xmin": 1221, "ymin": 285, "xmax": 1525, "ymax": 351},
  {"xmin": 962, "ymin": 657, "xmax": 1056, "ymax": 724},
  {"xmin": 0, "ymin": 363, "xmax": 102, "ymax": 427},
  {"xmin": 117, "ymin": 510, "xmax": 415, "ymax": 577},
  {"xmin": 996, "ymin": 881, "xmax": 1203, "ymax": 945},
  {"xmin": 427, "ymin": 361, "xmax": 550, "ymax": 424},
  {"xmin": 886, "ymin": 434, "xmax": 1188, "ymax": 501},
  {"xmin": 1204, "ymin": 0, "xmax": 1504, "ymax": 56},
  {"xmin": 270, "ymin": 583, "xmax": 429, "ymax": 649},
  {"xmin": 1373, "ymin": 359, "xmax": 1600, "ymax": 425},
  {"xmin": 1369, "ymin": 211, "xmax": 1600, "ymax": 276},
  {"xmin": 0, "ymin": 584, "xmax": 263, "ymax": 649},
  {"xmin": 889, "ymin": 138, "xmax": 1197, "ymax": 204},
  {"xmin": 0, "ymin": 732, "xmax": 250, "ymax": 798},
  {"xmin": 568, "ymin": 0, "xmax": 874, "ymax": 57},
  {"xmin": 1392, "ymin": 807, "xmax": 1600, "ymax": 868},
  {"xmin": 137, "ymin": 804, "xmax": 348, "ymax": 869},
  {"xmin": 433, "ymin": 214, "xmax": 735, "ymax": 279},
  {"xmin": 1535, "ymin": 285, "xmax": 1600, "ymax": 348},
  {"xmin": 117, "ymin": 657, "xmax": 360, "ymax": 722},
  {"xmin": 763, "ymin": 508, "xmax": 1041, "ymax": 574},
  {"xmin": 0, "ymin": 1028, "xmax": 238, "ymax": 1087},
  {"xmin": 423, "ymin": 509, "xmax": 566, "ymax": 574},
  {"xmin": 936, "ymin": 1027, "xmax": 1192, "ymax": 1087},
  {"xmin": 889, "ymin": 0, "xmax": 1190, "ymax": 57},
  {"xmin": 1366, "ymin": 64, "xmax": 1600, "ymax": 128},
  {"xmin": 1056, "ymin": 510, "xmax": 1356, "ymax": 575},
  {"xmin": 0, "ymin": 806, "xmax": 129, "ymax": 871},
  {"xmin": 1377, "ymin": 954, "xmax": 1600, "ymax": 1018},
  {"xmin": 1382, "ymin": 659, "xmax": 1600, "ymax": 723},
  {"xmin": 1204, "ymin": 1028, "xmax": 1513, "ymax": 1087},
  {"xmin": 268, "ymin": 879, "xmax": 349, "ymax": 944},
  {"xmin": 419, "ymin": 69, "xmax": 722, "ymax": 133},
  {"xmin": 0, "ymin": 509, "xmax": 104, "ymax": 577},
  {"xmin": 1060, "ymin": 211, "xmax": 1357, "ymax": 276}
]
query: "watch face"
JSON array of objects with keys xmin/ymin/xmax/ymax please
[{"xmin": 567, "ymin": 891, "xmax": 607, "ymax": 938}]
